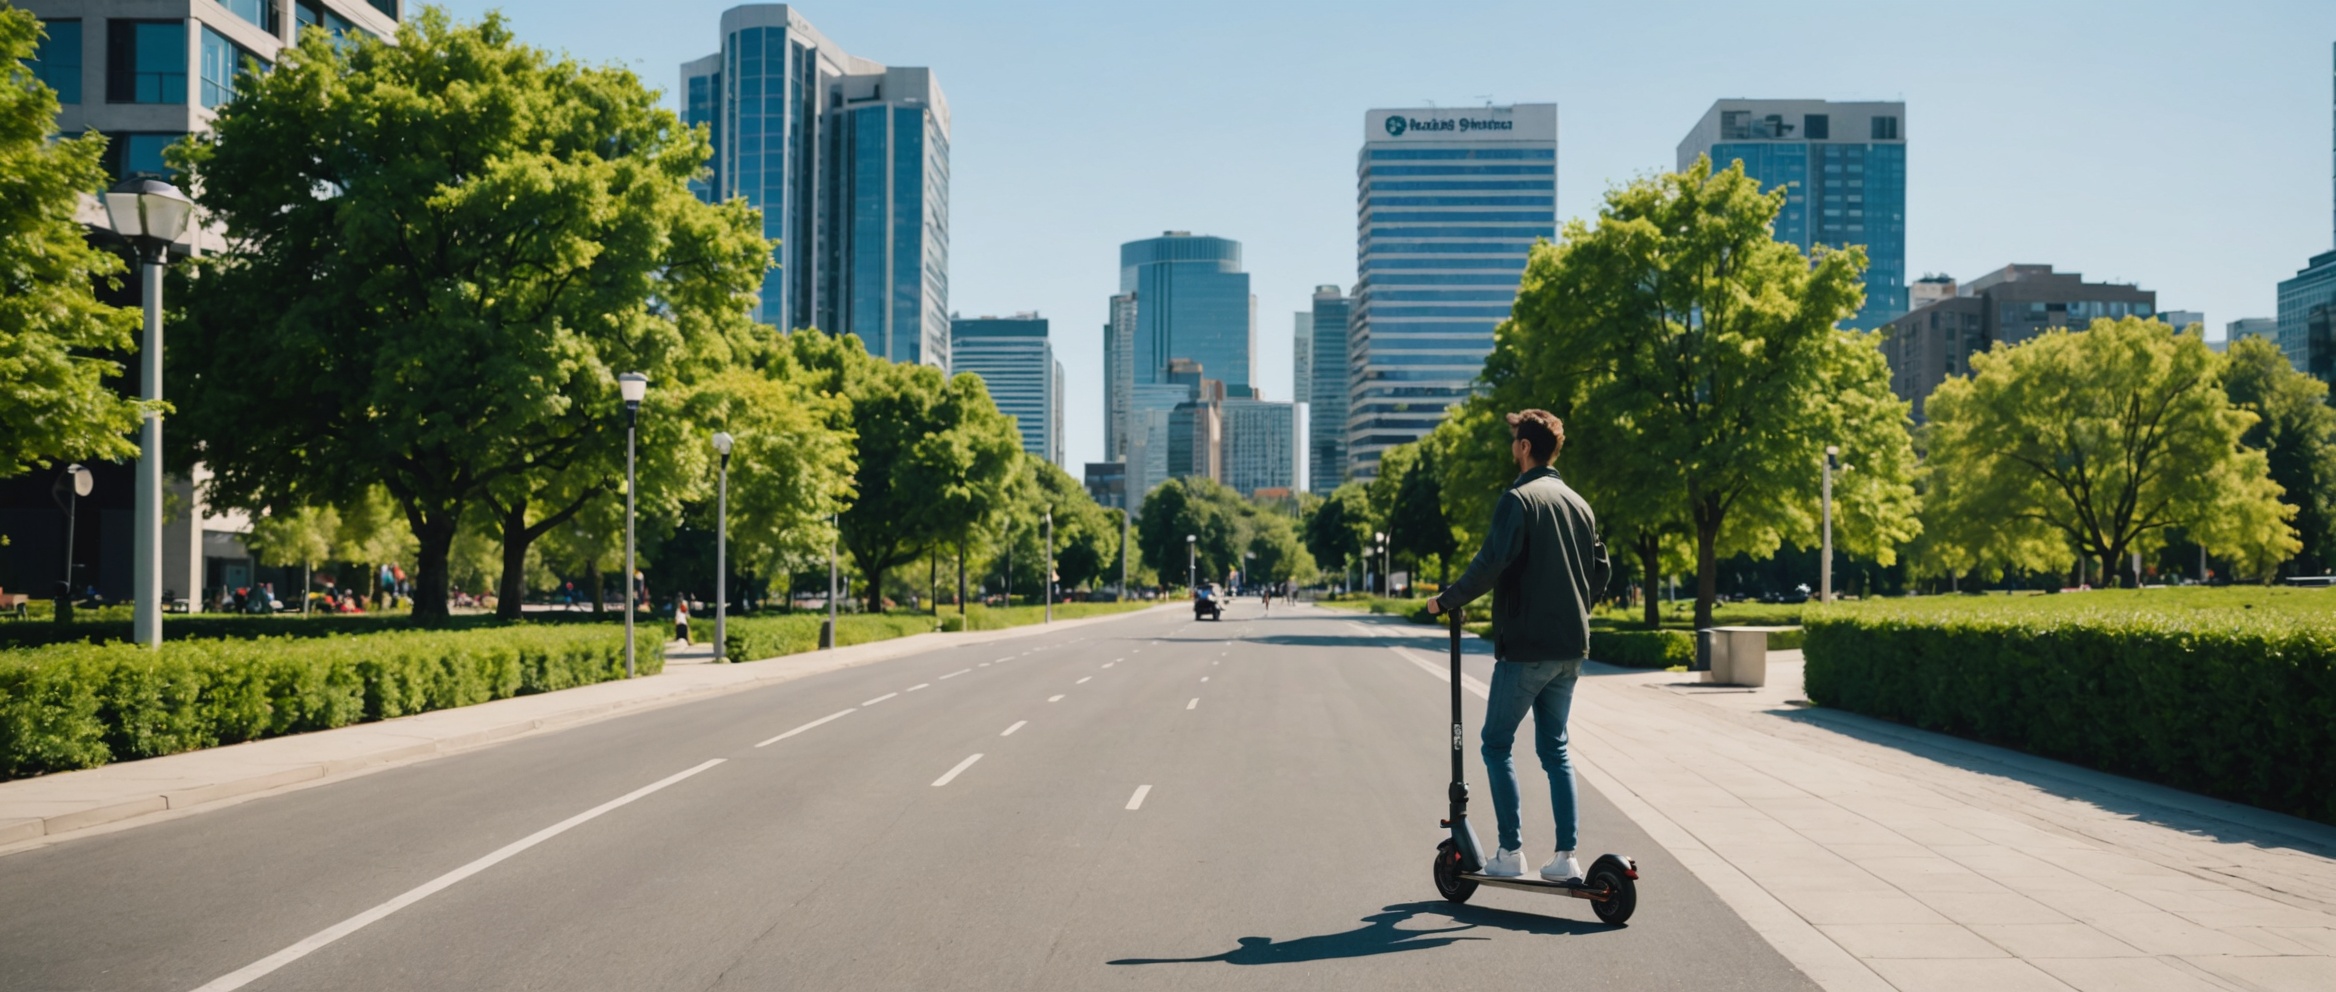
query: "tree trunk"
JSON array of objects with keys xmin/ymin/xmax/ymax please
[
  {"xmin": 863, "ymin": 561, "xmax": 885, "ymax": 614},
  {"xmin": 1693, "ymin": 511, "xmax": 1721, "ymax": 631},
  {"xmin": 956, "ymin": 542, "xmax": 967, "ymax": 616},
  {"xmin": 587, "ymin": 559, "xmax": 604, "ymax": 616},
  {"xmin": 929, "ymin": 552, "xmax": 937, "ymax": 616},
  {"xmin": 1637, "ymin": 533, "xmax": 1663, "ymax": 630},
  {"xmin": 496, "ymin": 499, "xmax": 530, "ymax": 620},
  {"xmin": 408, "ymin": 511, "xmax": 458, "ymax": 625}
]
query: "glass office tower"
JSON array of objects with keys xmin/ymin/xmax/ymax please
[
  {"xmin": 1348, "ymin": 105, "xmax": 1556, "ymax": 480},
  {"xmin": 1306, "ymin": 285, "xmax": 1352, "ymax": 490},
  {"xmin": 951, "ymin": 314, "xmax": 1057, "ymax": 464},
  {"xmin": 1119, "ymin": 232, "xmax": 1254, "ymax": 394},
  {"xmin": 1677, "ymin": 99, "xmax": 1907, "ymax": 330},
  {"xmin": 683, "ymin": 5, "xmax": 950, "ymax": 368}
]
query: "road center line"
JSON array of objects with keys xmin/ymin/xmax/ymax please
[
  {"xmin": 940, "ymin": 669, "xmax": 970, "ymax": 679},
  {"xmin": 1001, "ymin": 720, "xmax": 1026, "ymax": 736},
  {"xmin": 1187, "ymin": 698, "xmax": 1198, "ymax": 710},
  {"xmin": 1101, "ymin": 662, "xmax": 1115, "ymax": 669},
  {"xmin": 756, "ymin": 709, "xmax": 854, "ymax": 747},
  {"xmin": 1200, "ymin": 676, "xmax": 1209, "ymax": 682},
  {"xmin": 863, "ymin": 692, "xmax": 899, "ymax": 706},
  {"xmin": 1075, "ymin": 676, "xmax": 1092, "ymax": 684},
  {"xmin": 994, "ymin": 657, "xmax": 1013, "ymax": 663},
  {"xmin": 931, "ymin": 753, "xmax": 983, "ymax": 787},
  {"xmin": 187, "ymin": 759, "xmax": 725, "ymax": 992},
  {"xmin": 907, "ymin": 683, "xmax": 931, "ymax": 692},
  {"xmin": 1126, "ymin": 785, "xmax": 1151, "ymax": 810},
  {"xmin": 1048, "ymin": 694, "xmax": 1065, "ymax": 702}
]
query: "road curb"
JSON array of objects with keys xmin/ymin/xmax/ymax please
[{"xmin": 0, "ymin": 604, "xmax": 1178, "ymax": 856}]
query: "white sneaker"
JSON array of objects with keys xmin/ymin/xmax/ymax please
[
  {"xmin": 1482, "ymin": 847, "xmax": 1524, "ymax": 877},
  {"xmin": 1540, "ymin": 851, "xmax": 1583, "ymax": 883}
]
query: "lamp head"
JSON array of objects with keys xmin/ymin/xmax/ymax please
[
  {"xmin": 103, "ymin": 177, "xmax": 194, "ymax": 257},
  {"xmin": 1825, "ymin": 445, "xmax": 1840, "ymax": 457},
  {"xmin": 1186, "ymin": 534, "xmax": 1196, "ymax": 543},
  {"xmin": 711, "ymin": 431, "xmax": 734, "ymax": 456},
  {"xmin": 617, "ymin": 372, "xmax": 649, "ymax": 408}
]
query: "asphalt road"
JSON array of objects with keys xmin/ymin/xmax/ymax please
[{"xmin": 0, "ymin": 603, "xmax": 1818, "ymax": 991}]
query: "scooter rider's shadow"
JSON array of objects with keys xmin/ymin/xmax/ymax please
[{"xmin": 1107, "ymin": 901, "xmax": 1615, "ymax": 966}]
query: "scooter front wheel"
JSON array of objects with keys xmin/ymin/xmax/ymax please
[
  {"xmin": 1588, "ymin": 861, "xmax": 1636, "ymax": 924},
  {"xmin": 1433, "ymin": 840, "xmax": 1477, "ymax": 904}
]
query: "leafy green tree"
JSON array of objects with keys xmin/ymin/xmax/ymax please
[
  {"xmin": 2222, "ymin": 336, "xmax": 2336, "ymax": 574},
  {"xmin": 1246, "ymin": 512, "xmax": 1318, "ymax": 587},
  {"xmin": 692, "ymin": 356, "xmax": 857, "ymax": 590},
  {"xmin": 1304, "ymin": 482, "xmax": 1371, "ymax": 587},
  {"xmin": 1922, "ymin": 317, "xmax": 2298, "ymax": 584},
  {"xmin": 1485, "ymin": 157, "xmax": 1919, "ymax": 627},
  {"xmin": 0, "ymin": 8, "xmax": 142, "ymax": 476},
  {"xmin": 1386, "ymin": 437, "xmax": 1460, "ymax": 585},
  {"xmin": 168, "ymin": 11, "xmax": 770, "ymax": 621},
  {"xmin": 245, "ymin": 505, "xmax": 337, "ymax": 613},
  {"xmin": 993, "ymin": 459, "xmax": 1117, "ymax": 597},
  {"xmin": 1135, "ymin": 477, "xmax": 1248, "ymax": 590},
  {"xmin": 907, "ymin": 373, "xmax": 1024, "ymax": 611}
]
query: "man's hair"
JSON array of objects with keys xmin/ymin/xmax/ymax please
[{"xmin": 1506, "ymin": 409, "xmax": 1565, "ymax": 464}]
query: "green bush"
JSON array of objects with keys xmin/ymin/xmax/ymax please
[
  {"xmin": 0, "ymin": 609, "xmax": 628, "ymax": 650},
  {"xmin": 1590, "ymin": 629, "xmax": 1696, "ymax": 669},
  {"xmin": 722, "ymin": 613, "xmax": 936, "ymax": 662},
  {"xmin": 0, "ymin": 626, "xmax": 659, "ymax": 780},
  {"xmin": 1804, "ymin": 593, "xmax": 2336, "ymax": 825}
]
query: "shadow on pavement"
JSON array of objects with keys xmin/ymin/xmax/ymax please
[
  {"xmin": 1770, "ymin": 705, "xmax": 2336, "ymax": 859},
  {"xmin": 1106, "ymin": 901, "xmax": 1615, "ymax": 966}
]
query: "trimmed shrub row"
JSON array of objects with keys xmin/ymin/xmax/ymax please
[
  {"xmin": 0, "ymin": 626, "xmax": 661, "ymax": 780},
  {"xmin": 1803, "ymin": 607, "xmax": 2336, "ymax": 825},
  {"xmin": 1590, "ymin": 629, "xmax": 1696, "ymax": 669},
  {"xmin": 0, "ymin": 609, "xmax": 634, "ymax": 650},
  {"xmin": 722, "ymin": 614, "xmax": 937, "ymax": 663}
]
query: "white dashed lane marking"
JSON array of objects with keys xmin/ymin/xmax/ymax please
[
  {"xmin": 940, "ymin": 669, "xmax": 970, "ymax": 679},
  {"xmin": 862, "ymin": 693, "xmax": 898, "ymax": 706},
  {"xmin": 1075, "ymin": 676, "xmax": 1092, "ymax": 685},
  {"xmin": 1126, "ymin": 785, "xmax": 1151, "ymax": 810},
  {"xmin": 1001, "ymin": 721, "xmax": 1026, "ymax": 736},
  {"xmin": 756, "ymin": 709, "xmax": 854, "ymax": 748},
  {"xmin": 907, "ymin": 683, "xmax": 930, "ymax": 692},
  {"xmin": 1048, "ymin": 694, "xmax": 1065, "ymax": 703},
  {"xmin": 1187, "ymin": 698, "xmax": 1198, "ymax": 710},
  {"xmin": 931, "ymin": 754, "xmax": 983, "ymax": 787}
]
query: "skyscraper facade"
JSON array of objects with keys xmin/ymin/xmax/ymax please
[
  {"xmin": 1119, "ymin": 232, "xmax": 1254, "ymax": 394},
  {"xmin": 1348, "ymin": 106, "xmax": 1555, "ymax": 480},
  {"xmin": 1677, "ymin": 99, "xmax": 1907, "ymax": 330},
  {"xmin": 950, "ymin": 314, "xmax": 1056, "ymax": 464},
  {"xmin": 682, "ymin": 5, "xmax": 950, "ymax": 368},
  {"xmin": 2273, "ymin": 43, "xmax": 2336, "ymax": 384},
  {"xmin": 1221, "ymin": 398, "xmax": 1297, "ymax": 497},
  {"xmin": 1307, "ymin": 284, "xmax": 1352, "ymax": 490}
]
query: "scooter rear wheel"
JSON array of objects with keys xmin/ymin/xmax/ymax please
[
  {"xmin": 1433, "ymin": 840, "xmax": 1477, "ymax": 904},
  {"xmin": 1588, "ymin": 861, "xmax": 1636, "ymax": 924}
]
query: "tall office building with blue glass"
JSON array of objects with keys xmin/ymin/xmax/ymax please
[
  {"xmin": 1677, "ymin": 99, "xmax": 1907, "ymax": 330},
  {"xmin": 951, "ymin": 314, "xmax": 1060, "ymax": 466},
  {"xmin": 1347, "ymin": 105, "xmax": 1556, "ymax": 480},
  {"xmin": 682, "ymin": 5, "xmax": 951, "ymax": 369}
]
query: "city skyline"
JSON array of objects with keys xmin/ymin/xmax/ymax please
[{"xmin": 439, "ymin": 0, "xmax": 2336, "ymax": 472}]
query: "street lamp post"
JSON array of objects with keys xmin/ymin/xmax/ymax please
[
  {"xmin": 712, "ymin": 431, "xmax": 733, "ymax": 659},
  {"xmin": 827, "ymin": 512, "xmax": 839, "ymax": 650},
  {"xmin": 103, "ymin": 178, "xmax": 194, "ymax": 647},
  {"xmin": 1117, "ymin": 509, "xmax": 1129, "ymax": 600},
  {"xmin": 1186, "ymin": 534, "xmax": 1197, "ymax": 595},
  {"xmin": 618, "ymin": 372, "xmax": 649, "ymax": 677},
  {"xmin": 1821, "ymin": 445, "xmax": 1839, "ymax": 605},
  {"xmin": 54, "ymin": 464, "xmax": 92, "ymax": 623},
  {"xmin": 1373, "ymin": 531, "xmax": 1387, "ymax": 596},
  {"xmin": 1044, "ymin": 509, "xmax": 1054, "ymax": 623}
]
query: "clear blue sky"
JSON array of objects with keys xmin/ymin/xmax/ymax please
[{"xmin": 440, "ymin": 0, "xmax": 2336, "ymax": 473}]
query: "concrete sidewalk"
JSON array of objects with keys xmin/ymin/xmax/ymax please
[
  {"xmin": 0, "ymin": 605, "xmax": 1175, "ymax": 855},
  {"xmin": 1350, "ymin": 609, "xmax": 2336, "ymax": 992}
]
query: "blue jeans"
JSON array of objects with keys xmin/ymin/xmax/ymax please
[{"xmin": 1481, "ymin": 659, "xmax": 1581, "ymax": 853}]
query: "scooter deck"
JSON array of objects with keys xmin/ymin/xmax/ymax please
[{"xmin": 1459, "ymin": 873, "xmax": 1595, "ymax": 893}]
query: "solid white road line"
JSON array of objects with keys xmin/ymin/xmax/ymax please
[
  {"xmin": 1001, "ymin": 721, "xmax": 1026, "ymax": 736},
  {"xmin": 1048, "ymin": 694, "xmax": 1065, "ymax": 703},
  {"xmin": 1395, "ymin": 646, "xmax": 1490, "ymax": 699},
  {"xmin": 1126, "ymin": 785, "xmax": 1151, "ymax": 810},
  {"xmin": 756, "ymin": 709, "xmax": 855, "ymax": 747},
  {"xmin": 907, "ymin": 683, "xmax": 931, "ymax": 692},
  {"xmin": 188, "ymin": 759, "xmax": 725, "ymax": 992},
  {"xmin": 863, "ymin": 692, "xmax": 898, "ymax": 706},
  {"xmin": 1187, "ymin": 698, "xmax": 1198, "ymax": 710},
  {"xmin": 940, "ymin": 669, "xmax": 970, "ymax": 679},
  {"xmin": 932, "ymin": 753, "xmax": 983, "ymax": 787},
  {"xmin": 1075, "ymin": 676, "xmax": 1092, "ymax": 685}
]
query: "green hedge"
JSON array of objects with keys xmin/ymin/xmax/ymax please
[
  {"xmin": 722, "ymin": 613, "xmax": 937, "ymax": 662},
  {"xmin": 0, "ymin": 609, "xmax": 636, "ymax": 650},
  {"xmin": 0, "ymin": 626, "xmax": 660, "ymax": 780},
  {"xmin": 1804, "ymin": 602, "xmax": 2336, "ymax": 825},
  {"xmin": 1590, "ymin": 629, "xmax": 1696, "ymax": 669}
]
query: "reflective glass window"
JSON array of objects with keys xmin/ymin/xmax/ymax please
[
  {"xmin": 221, "ymin": 0, "xmax": 278, "ymax": 32},
  {"xmin": 27, "ymin": 19, "xmax": 81, "ymax": 103},
  {"xmin": 199, "ymin": 26, "xmax": 262, "ymax": 108},
  {"xmin": 107, "ymin": 20, "xmax": 186, "ymax": 104},
  {"xmin": 102, "ymin": 131, "xmax": 183, "ymax": 179}
]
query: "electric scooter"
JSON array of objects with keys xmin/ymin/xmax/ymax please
[{"xmin": 1432, "ymin": 609, "xmax": 1640, "ymax": 924}]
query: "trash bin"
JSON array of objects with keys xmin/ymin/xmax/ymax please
[
  {"xmin": 1703, "ymin": 627, "xmax": 1771, "ymax": 687},
  {"xmin": 818, "ymin": 618, "xmax": 835, "ymax": 649},
  {"xmin": 1693, "ymin": 628, "xmax": 1715, "ymax": 673}
]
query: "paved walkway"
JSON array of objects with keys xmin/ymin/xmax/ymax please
[
  {"xmin": 0, "ymin": 606, "xmax": 1175, "ymax": 854},
  {"xmin": 1562, "ymin": 651, "xmax": 2336, "ymax": 992}
]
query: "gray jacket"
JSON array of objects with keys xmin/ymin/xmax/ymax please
[{"xmin": 1433, "ymin": 467, "xmax": 1610, "ymax": 663}]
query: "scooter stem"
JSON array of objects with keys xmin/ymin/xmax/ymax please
[{"xmin": 1448, "ymin": 607, "xmax": 1467, "ymax": 822}]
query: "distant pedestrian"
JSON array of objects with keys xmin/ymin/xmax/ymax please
[{"xmin": 673, "ymin": 596, "xmax": 691, "ymax": 644}]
